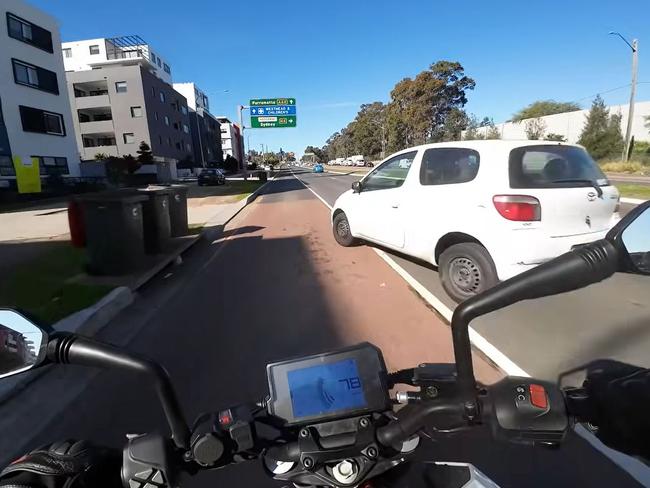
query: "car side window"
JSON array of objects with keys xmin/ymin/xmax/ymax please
[
  {"xmin": 363, "ymin": 151, "xmax": 417, "ymax": 192},
  {"xmin": 419, "ymin": 148, "xmax": 480, "ymax": 185}
]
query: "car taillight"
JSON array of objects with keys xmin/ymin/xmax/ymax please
[{"xmin": 493, "ymin": 195, "xmax": 541, "ymax": 221}]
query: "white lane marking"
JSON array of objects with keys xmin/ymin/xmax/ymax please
[
  {"xmin": 291, "ymin": 171, "xmax": 334, "ymax": 210},
  {"xmin": 621, "ymin": 197, "xmax": 646, "ymax": 205},
  {"xmin": 373, "ymin": 248, "xmax": 530, "ymax": 377},
  {"xmin": 293, "ymin": 170, "xmax": 529, "ymax": 377}
]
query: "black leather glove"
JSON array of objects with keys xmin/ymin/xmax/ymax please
[
  {"xmin": 582, "ymin": 359, "xmax": 650, "ymax": 460},
  {"xmin": 0, "ymin": 440, "xmax": 121, "ymax": 488}
]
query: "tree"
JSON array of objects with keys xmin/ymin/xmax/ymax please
[
  {"xmin": 304, "ymin": 146, "xmax": 326, "ymax": 163},
  {"xmin": 463, "ymin": 115, "xmax": 484, "ymax": 140},
  {"xmin": 486, "ymin": 124, "xmax": 501, "ymax": 140},
  {"xmin": 136, "ymin": 141, "xmax": 154, "ymax": 163},
  {"xmin": 524, "ymin": 118, "xmax": 546, "ymax": 140},
  {"xmin": 544, "ymin": 133, "xmax": 566, "ymax": 142},
  {"xmin": 105, "ymin": 154, "xmax": 141, "ymax": 184},
  {"xmin": 441, "ymin": 108, "xmax": 469, "ymax": 141},
  {"xmin": 512, "ymin": 100, "xmax": 581, "ymax": 122},
  {"xmin": 94, "ymin": 152, "xmax": 108, "ymax": 161},
  {"xmin": 578, "ymin": 95, "xmax": 624, "ymax": 159}
]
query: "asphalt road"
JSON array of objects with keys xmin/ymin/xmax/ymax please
[
  {"xmin": 293, "ymin": 169, "xmax": 650, "ymax": 382},
  {"xmin": 0, "ymin": 172, "xmax": 646, "ymax": 487}
]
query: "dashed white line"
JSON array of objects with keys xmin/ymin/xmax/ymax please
[{"xmin": 291, "ymin": 170, "xmax": 529, "ymax": 377}]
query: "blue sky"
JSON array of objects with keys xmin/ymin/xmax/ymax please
[{"xmin": 30, "ymin": 0, "xmax": 650, "ymax": 157}]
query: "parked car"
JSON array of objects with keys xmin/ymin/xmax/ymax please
[
  {"xmin": 313, "ymin": 163, "xmax": 324, "ymax": 173},
  {"xmin": 331, "ymin": 140, "xmax": 620, "ymax": 302},
  {"xmin": 365, "ymin": 162, "xmax": 375, "ymax": 168},
  {"xmin": 198, "ymin": 168, "xmax": 226, "ymax": 186}
]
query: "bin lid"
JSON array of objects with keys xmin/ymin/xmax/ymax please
[{"xmin": 78, "ymin": 191, "xmax": 147, "ymax": 204}]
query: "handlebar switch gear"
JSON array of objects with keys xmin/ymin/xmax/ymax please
[{"xmin": 488, "ymin": 377, "xmax": 568, "ymax": 445}]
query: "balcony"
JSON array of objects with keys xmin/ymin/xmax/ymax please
[
  {"xmin": 81, "ymin": 132, "xmax": 117, "ymax": 159},
  {"xmin": 80, "ymin": 119, "xmax": 114, "ymax": 133},
  {"xmin": 73, "ymin": 80, "xmax": 111, "ymax": 109}
]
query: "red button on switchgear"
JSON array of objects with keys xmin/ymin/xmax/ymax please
[{"xmin": 529, "ymin": 384, "xmax": 548, "ymax": 409}]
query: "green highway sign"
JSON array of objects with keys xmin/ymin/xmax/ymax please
[
  {"xmin": 250, "ymin": 98, "xmax": 297, "ymax": 128},
  {"xmin": 250, "ymin": 98, "xmax": 295, "ymax": 106},
  {"xmin": 251, "ymin": 116, "xmax": 297, "ymax": 128}
]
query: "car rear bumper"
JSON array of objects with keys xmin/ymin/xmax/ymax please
[{"xmin": 492, "ymin": 228, "xmax": 612, "ymax": 281}]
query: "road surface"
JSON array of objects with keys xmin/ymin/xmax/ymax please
[
  {"xmin": 0, "ymin": 172, "xmax": 645, "ymax": 487},
  {"xmin": 293, "ymin": 168, "xmax": 650, "ymax": 382}
]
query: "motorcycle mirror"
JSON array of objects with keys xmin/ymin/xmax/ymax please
[
  {"xmin": 611, "ymin": 203, "xmax": 650, "ymax": 275},
  {"xmin": 0, "ymin": 310, "xmax": 48, "ymax": 379},
  {"xmin": 451, "ymin": 200, "xmax": 650, "ymax": 416}
]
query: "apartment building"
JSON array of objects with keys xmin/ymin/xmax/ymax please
[
  {"xmin": 173, "ymin": 82, "xmax": 223, "ymax": 167},
  {"xmin": 63, "ymin": 36, "xmax": 191, "ymax": 178},
  {"xmin": 216, "ymin": 117, "xmax": 244, "ymax": 167},
  {"xmin": 1, "ymin": 0, "xmax": 80, "ymax": 189}
]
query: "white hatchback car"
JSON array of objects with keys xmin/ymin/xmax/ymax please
[{"xmin": 331, "ymin": 140, "xmax": 620, "ymax": 302}]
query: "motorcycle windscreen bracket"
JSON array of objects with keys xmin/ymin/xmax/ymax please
[{"xmin": 266, "ymin": 343, "xmax": 390, "ymax": 426}]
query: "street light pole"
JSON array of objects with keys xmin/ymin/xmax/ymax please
[
  {"xmin": 238, "ymin": 104, "xmax": 248, "ymax": 180},
  {"xmin": 610, "ymin": 32, "xmax": 638, "ymax": 161}
]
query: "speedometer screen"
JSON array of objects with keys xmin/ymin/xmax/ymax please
[{"xmin": 287, "ymin": 358, "xmax": 367, "ymax": 418}]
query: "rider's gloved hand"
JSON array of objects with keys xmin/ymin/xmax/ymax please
[
  {"xmin": 582, "ymin": 359, "xmax": 650, "ymax": 460},
  {"xmin": 0, "ymin": 440, "xmax": 120, "ymax": 488}
]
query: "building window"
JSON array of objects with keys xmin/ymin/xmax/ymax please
[
  {"xmin": 159, "ymin": 135, "xmax": 163, "ymax": 145},
  {"xmin": 186, "ymin": 143, "xmax": 192, "ymax": 152},
  {"xmin": 181, "ymin": 106, "xmax": 187, "ymax": 115},
  {"xmin": 157, "ymin": 58, "xmax": 162, "ymax": 68},
  {"xmin": 123, "ymin": 133, "xmax": 135, "ymax": 144},
  {"xmin": 7, "ymin": 13, "xmax": 53, "ymax": 52},
  {"xmin": 159, "ymin": 91, "xmax": 166, "ymax": 103},
  {"xmin": 130, "ymin": 106, "xmax": 143, "ymax": 118},
  {"xmin": 167, "ymin": 137, "xmax": 172, "ymax": 147},
  {"xmin": 154, "ymin": 112, "xmax": 159, "ymax": 121},
  {"xmin": 19, "ymin": 106, "xmax": 65, "ymax": 136},
  {"xmin": 115, "ymin": 81, "xmax": 127, "ymax": 93},
  {"xmin": 33, "ymin": 156, "xmax": 69, "ymax": 175},
  {"xmin": 183, "ymin": 124, "xmax": 189, "ymax": 134},
  {"xmin": 89, "ymin": 44, "xmax": 100, "ymax": 55},
  {"xmin": 150, "ymin": 52, "xmax": 156, "ymax": 64},
  {"xmin": 173, "ymin": 122, "xmax": 179, "ymax": 130},
  {"xmin": 12, "ymin": 59, "xmax": 59, "ymax": 94},
  {"xmin": 62, "ymin": 48, "xmax": 72, "ymax": 58},
  {"xmin": 0, "ymin": 156, "xmax": 15, "ymax": 176},
  {"xmin": 163, "ymin": 63, "xmax": 171, "ymax": 74},
  {"xmin": 151, "ymin": 86, "xmax": 155, "ymax": 97},
  {"xmin": 164, "ymin": 116, "xmax": 170, "ymax": 126},
  {"xmin": 175, "ymin": 142, "xmax": 181, "ymax": 150}
]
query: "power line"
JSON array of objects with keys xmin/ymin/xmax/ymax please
[{"xmin": 571, "ymin": 81, "xmax": 650, "ymax": 104}]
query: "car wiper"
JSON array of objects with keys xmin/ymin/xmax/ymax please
[{"xmin": 551, "ymin": 179, "xmax": 603, "ymax": 198}]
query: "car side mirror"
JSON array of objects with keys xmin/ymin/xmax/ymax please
[
  {"xmin": 0, "ymin": 310, "xmax": 48, "ymax": 379},
  {"xmin": 352, "ymin": 181, "xmax": 362, "ymax": 193},
  {"xmin": 610, "ymin": 201, "xmax": 650, "ymax": 275}
]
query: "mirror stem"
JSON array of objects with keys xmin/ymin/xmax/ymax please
[
  {"xmin": 451, "ymin": 239, "xmax": 619, "ymax": 417},
  {"xmin": 47, "ymin": 333, "xmax": 190, "ymax": 450}
]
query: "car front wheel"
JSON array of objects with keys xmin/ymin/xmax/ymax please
[
  {"xmin": 332, "ymin": 212, "xmax": 356, "ymax": 247},
  {"xmin": 439, "ymin": 243, "xmax": 498, "ymax": 303}
]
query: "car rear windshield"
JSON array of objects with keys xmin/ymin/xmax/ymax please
[{"xmin": 509, "ymin": 145, "xmax": 609, "ymax": 189}]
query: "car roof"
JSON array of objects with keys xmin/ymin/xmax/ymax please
[{"xmin": 402, "ymin": 139, "xmax": 581, "ymax": 153}]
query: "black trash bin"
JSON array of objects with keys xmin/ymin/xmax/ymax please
[
  {"xmin": 165, "ymin": 185, "xmax": 189, "ymax": 237},
  {"xmin": 138, "ymin": 187, "xmax": 172, "ymax": 254},
  {"xmin": 258, "ymin": 171, "xmax": 268, "ymax": 182},
  {"xmin": 81, "ymin": 193, "xmax": 147, "ymax": 275}
]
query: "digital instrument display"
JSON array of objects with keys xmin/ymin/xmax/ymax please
[
  {"xmin": 266, "ymin": 343, "xmax": 389, "ymax": 425},
  {"xmin": 287, "ymin": 358, "xmax": 367, "ymax": 418}
]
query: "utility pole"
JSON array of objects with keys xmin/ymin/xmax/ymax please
[
  {"xmin": 238, "ymin": 104, "xmax": 248, "ymax": 180},
  {"xmin": 610, "ymin": 32, "xmax": 638, "ymax": 161}
]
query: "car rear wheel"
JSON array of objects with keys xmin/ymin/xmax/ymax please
[
  {"xmin": 332, "ymin": 212, "xmax": 356, "ymax": 247},
  {"xmin": 439, "ymin": 243, "xmax": 498, "ymax": 303}
]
